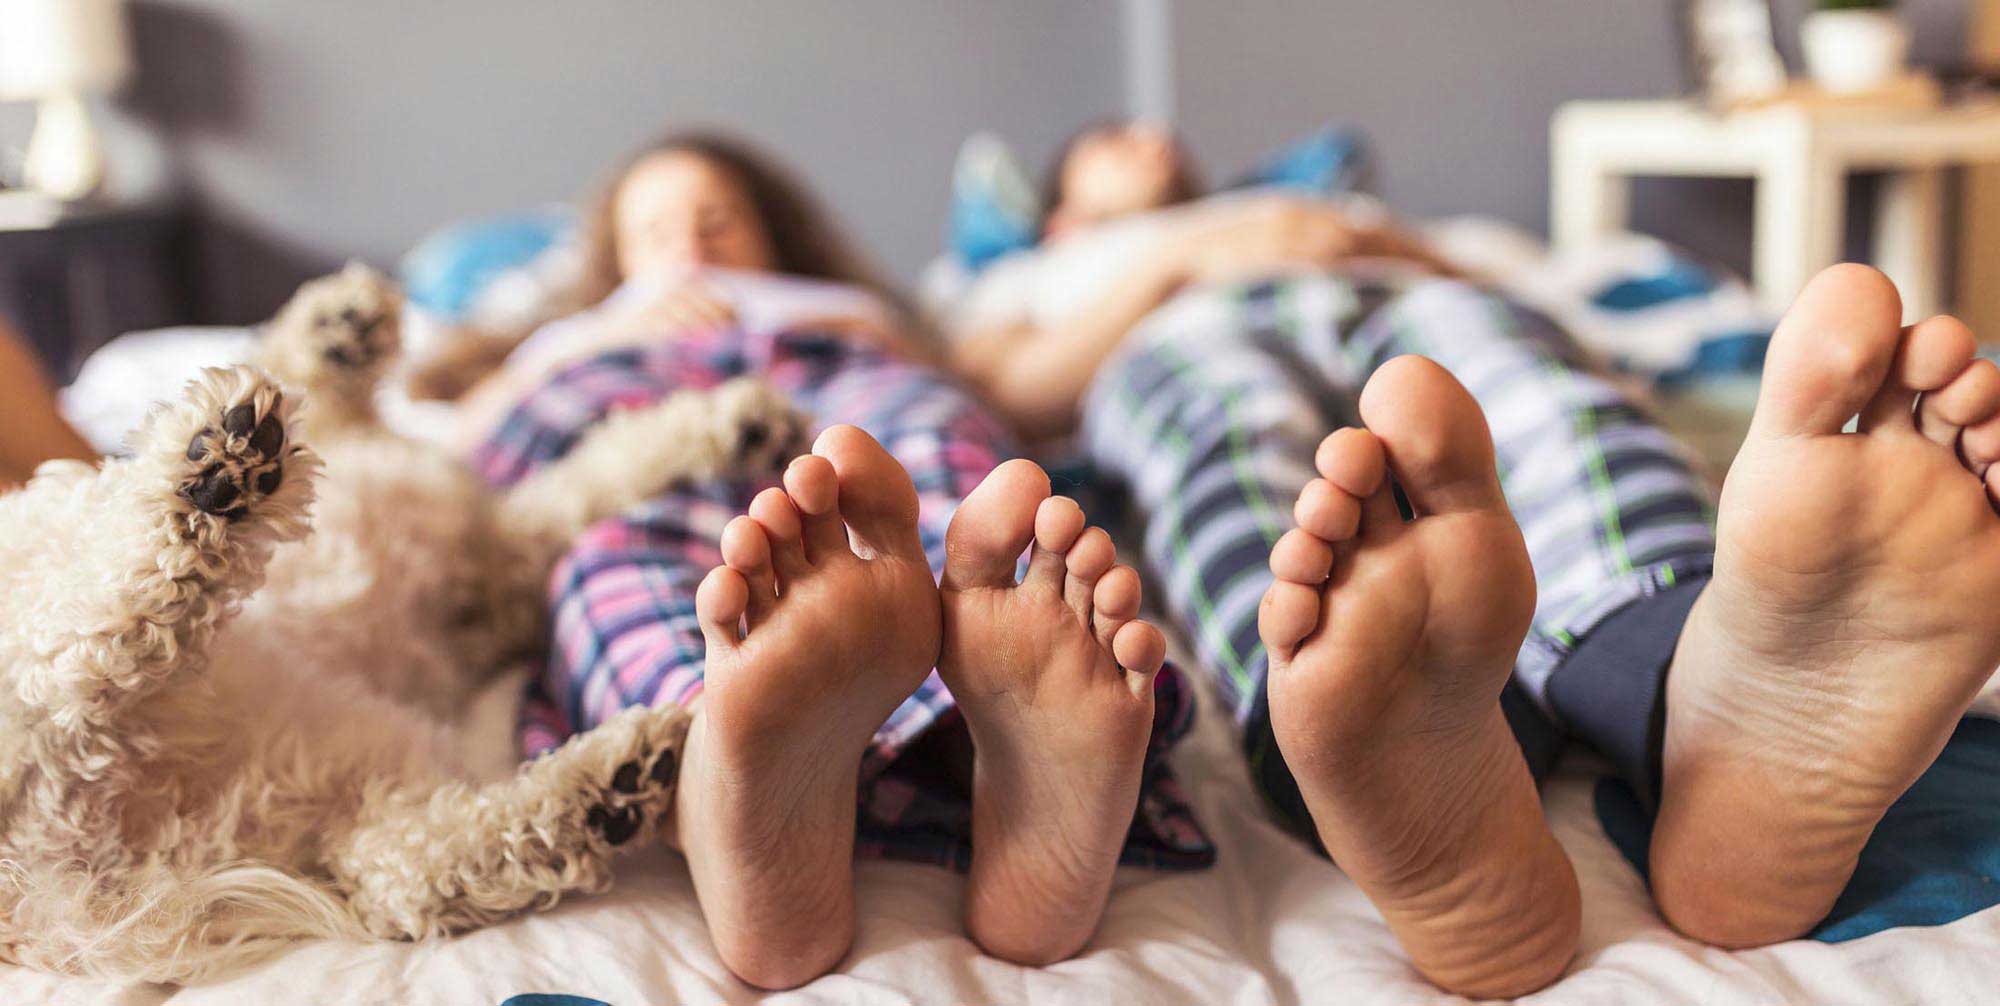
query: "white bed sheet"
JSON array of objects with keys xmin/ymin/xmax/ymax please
[
  {"xmin": 9, "ymin": 678, "xmax": 1999, "ymax": 1006},
  {"xmin": 24, "ymin": 328, "xmax": 2000, "ymax": 1005}
]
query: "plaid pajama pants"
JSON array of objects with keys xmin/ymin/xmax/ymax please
[
  {"xmin": 1078, "ymin": 274, "xmax": 1720, "ymax": 832},
  {"xmin": 472, "ymin": 327, "xmax": 1214, "ymax": 871}
]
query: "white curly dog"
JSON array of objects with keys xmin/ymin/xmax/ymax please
[{"xmin": 0, "ymin": 264, "xmax": 809, "ymax": 982}]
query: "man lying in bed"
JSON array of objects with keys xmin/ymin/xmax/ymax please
[{"xmin": 948, "ymin": 120, "xmax": 2000, "ymax": 998}]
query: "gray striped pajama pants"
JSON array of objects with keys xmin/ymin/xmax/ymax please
[{"xmin": 1078, "ymin": 274, "xmax": 1718, "ymax": 831}]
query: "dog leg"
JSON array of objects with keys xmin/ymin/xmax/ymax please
[
  {"xmin": 325, "ymin": 703, "xmax": 690, "ymax": 938},
  {"xmin": 6, "ymin": 366, "xmax": 315, "ymax": 730},
  {"xmin": 494, "ymin": 376, "xmax": 811, "ymax": 564},
  {"xmin": 256, "ymin": 263, "xmax": 404, "ymax": 436}
]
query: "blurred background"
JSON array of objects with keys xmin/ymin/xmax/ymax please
[{"xmin": 0, "ymin": 0, "xmax": 1986, "ymax": 372}]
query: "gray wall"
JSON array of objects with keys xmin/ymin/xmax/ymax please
[
  {"xmin": 106, "ymin": 0, "xmax": 1128, "ymax": 322},
  {"xmin": 1171, "ymin": 0, "xmax": 1972, "ymax": 275},
  {"xmin": 5, "ymin": 1, "xmax": 1976, "ymax": 322}
]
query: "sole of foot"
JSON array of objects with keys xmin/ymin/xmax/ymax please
[
  {"xmin": 937, "ymin": 459, "xmax": 1168, "ymax": 965},
  {"xmin": 1259, "ymin": 355, "xmax": 1579, "ymax": 999},
  {"xmin": 1653, "ymin": 264, "xmax": 2000, "ymax": 946},
  {"xmin": 676, "ymin": 424, "xmax": 941, "ymax": 989}
]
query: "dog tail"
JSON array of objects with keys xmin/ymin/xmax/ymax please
[{"xmin": 5, "ymin": 858, "xmax": 370, "ymax": 983}]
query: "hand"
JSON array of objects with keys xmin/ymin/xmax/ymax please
[{"xmin": 613, "ymin": 282, "xmax": 739, "ymax": 339}]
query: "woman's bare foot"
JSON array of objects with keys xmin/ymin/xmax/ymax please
[
  {"xmin": 677, "ymin": 425, "xmax": 941, "ymax": 989},
  {"xmin": 1653, "ymin": 265, "xmax": 2000, "ymax": 946},
  {"xmin": 1259, "ymin": 356, "xmax": 1579, "ymax": 998},
  {"xmin": 938, "ymin": 459, "xmax": 1168, "ymax": 965}
]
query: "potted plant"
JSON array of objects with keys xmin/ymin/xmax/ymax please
[{"xmin": 1802, "ymin": 0, "xmax": 1911, "ymax": 93}]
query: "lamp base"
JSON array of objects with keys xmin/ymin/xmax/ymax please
[{"xmin": 22, "ymin": 91, "xmax": 107, "ymax": 202}]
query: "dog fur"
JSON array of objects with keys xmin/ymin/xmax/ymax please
[{"xmin": 0, "ymin": 264, "xmax": 810, "ymax": 981}]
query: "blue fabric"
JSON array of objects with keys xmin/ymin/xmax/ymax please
[
  {"xmin": 1591, "ymin": 257, "xmax": 1721, "ymax": 311},
  {"xmin": 400, "ymin": 209, "xmax": 572, "ymax": 319},
  {"xmin": 947, "ymin": 126, "xmax": 1367, "ymax": 275},
  {"xmin": 1232, "ymin": 126, "xmax": 1364, "ymax": 196},
  {"xmin": 1595, "ymin": 715, "xmax": 2000, "ymax": 943},
  {"xmin": 946, "ymin": 135, "xmax": 1042, "ymax": 272}
]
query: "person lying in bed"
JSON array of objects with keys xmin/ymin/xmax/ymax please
[
  {"xmin": 460, "ymin": 129, "xmax": 1217, "ymax": 990},
  {"xmin": 947, "ymin": 120, "xmax": 2000, "ymax": 997}
]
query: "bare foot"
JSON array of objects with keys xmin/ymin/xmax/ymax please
[
  {"xmin": 937, "ymin": 459, "xmax": 1168, "ymax": 965},
  {"xmin": 1259, "ymin": 356, "xmax": 1580, "ymax": 998},
  {"xmin": 676, "ymin": 425, "xmax": 941, "ymax": 989},
  {"xmin": 1652, "ymin": 265, "xmax": 2000, "ymax": 946}
]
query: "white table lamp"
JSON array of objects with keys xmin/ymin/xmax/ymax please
[{"xmin": 0, "ymin": 0, "xmax": 133, "ymax": 200}]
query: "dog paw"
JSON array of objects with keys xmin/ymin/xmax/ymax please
[
  {"xmin": 264, "ymin": 263, "xmax": 405, "ymax": 387},
  {"xmin": 166, "ymin": 369, "xmax": 298, "ymax": 522},
  {"xmin": 591, "ymin": 745, "xmax": 679, "ymax": 847},
  {"xmin": 711, "ymin": 377, "xmax": 813, "ymax": 475}
]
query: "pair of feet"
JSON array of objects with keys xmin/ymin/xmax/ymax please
[
  {"xmin": 673, "ymin": 426, "xmax": 1167, "ymax": 988},
  {"xmin": 1262, "ymin": 264, "xmax": 2000, "ymax": 996}
]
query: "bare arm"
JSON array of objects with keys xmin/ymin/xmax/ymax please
[
  {"xmin": 951, "ymin": 197, "xmax": 1455, "ymax": 442},
  {"xmin": 951, "ymin": 241, "xmax": 1193, "ymax": 442}
]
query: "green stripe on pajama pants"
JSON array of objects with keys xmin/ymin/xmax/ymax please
[{"xmin": 1077, "ymin": 273, "xmax": 1718, "ymax": 830}]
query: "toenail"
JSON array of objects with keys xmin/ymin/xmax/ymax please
[{"xmin": 185, "ymin": 432, "xmax": 208, "ymax": 461}]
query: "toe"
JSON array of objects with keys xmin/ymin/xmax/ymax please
[
  {"xmin": 816, "ymin": 424, "xmax": 926, "ymax": 560},
  {"xmin": 1112, "ymin": 619, "xmax": 1166, "ymax": 683},
  {"xmin": 1270, "ymin": 528, "xmax": 1336, "ymax": 584},
  {"xmin": 696, "ymin": 566, "xmax": 748, "ymax": 653},
  {"xmin": 783, "ymin": 454, "xmax": 848, "ymax": 561},
  {"xmin": 1259, "ymin": 579, "xmax": 1324, "ymax": 657},
  {"xmin": 721, "ymin": 516, "xmax": 777, "ymax": 625},
  {"xmin": 944, "ymin": 458, "xmax": 1050, "ymax": 590},
  {"xmin": 1917, "ymin": 350, "xmax": 2000, "ymax": 450},
  {"xmin": 1357, "ymin": 356, "xmax": 1506, "ymax": 517},
  {"xmin": 1753, "ymin": 264, "xmax": 1904, "ymax": 438},
  {"xmin": 1092, "ymin": 565, "xmax": 1143, "ymax": 651},
  {"xmin": 1294, "ymin": 478, "xmax": 1361, "ymax": 542},
  {"xmin": 1315, "ymin": 427, "xmax": 1388, "ymax": 498},
  {"xmin": 1063, "ymin": 526, "xmax": 1116, "ymax": 615},
  {"xmin": 1861, "ymin": 314, "xmax": 1977, "ymax": 432},
  {"xmin": 1969, "ymin": 412, "xmax": 2000, "ymax": 479},
  {"xmin": 1027, "ymin": 495, "xmax": 1086, "ymax": 591},
  {"xmin": 749, "ymin": 487, "xmax": 810, "ymax": 580}
]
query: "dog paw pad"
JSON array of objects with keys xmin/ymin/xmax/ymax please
[{"xmin": 587, "ymin": 804, "xmax": 644, "ymax": 846}]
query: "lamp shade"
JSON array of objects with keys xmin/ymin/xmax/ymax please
[{"xmin": 0, "ymin": 0, "xmax": 133, "ymax": 100}]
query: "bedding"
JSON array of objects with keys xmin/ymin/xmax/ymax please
[
  {"xmin": 5, "ymin": 668, "xmax": 1997, "ymax": 1005},
  {"xmin": 27, "ymin": 232, "xmax": 2000, "ymax": 1005}
]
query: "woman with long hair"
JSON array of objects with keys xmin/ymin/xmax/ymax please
[{"xmin": 464, "ymin": 129, "xmax": 1212, "ymax": 990}]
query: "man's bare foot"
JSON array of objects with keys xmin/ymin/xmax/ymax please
[
  {"xmin": 938, "ymin": 459, "xmax": 1168, "ymax": 965},
  {"xmin": 678, "ymin": 425, "xmax": 941, "ymax": 989},
  {"xmin": 1259, "ymin": 356, "xmax": 1580, "ymax": 998},
  {"xmin": 1652, "ymin": 265, "xmax": 2000, "ymax": 946}
]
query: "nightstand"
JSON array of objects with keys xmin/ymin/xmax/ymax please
[
  {"xmin": 1551, "ymin": 98, "xmax": 2000, "ymax": 321},
  {"xmin": 0, "ymin": 199, "xmax": 188, "ymax": 380}
]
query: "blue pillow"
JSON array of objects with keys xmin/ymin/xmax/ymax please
[
  {"xmin": 946, "ymin": 133, "xmax": 1042, "ymax": 273},
  {"xmin": 399, "ymin": 208, "xmax": 573, "ymax": 320},
  {"xmin": 945, "ymin": 126, "xmax": 1368, "ymax": 276},
  {"xmin": 1232, "ymin": 126, "xmax": 1365, "ymax": 195}
]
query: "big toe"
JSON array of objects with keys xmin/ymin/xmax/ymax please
[
  {"xmin": 944, "ymin": 458, "xmax": 1050, "ymax": 589},
  {"xmin": 1357, "ymin": 355, "xmax": 1506, "ymax": 516},
  {"xmin": 814, "ymin": 424, "xmax": 925, "ymax": 560},
  {"xmin": 1755, "ymin": 264, "xmax": 1906, "ymax": 438}
]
